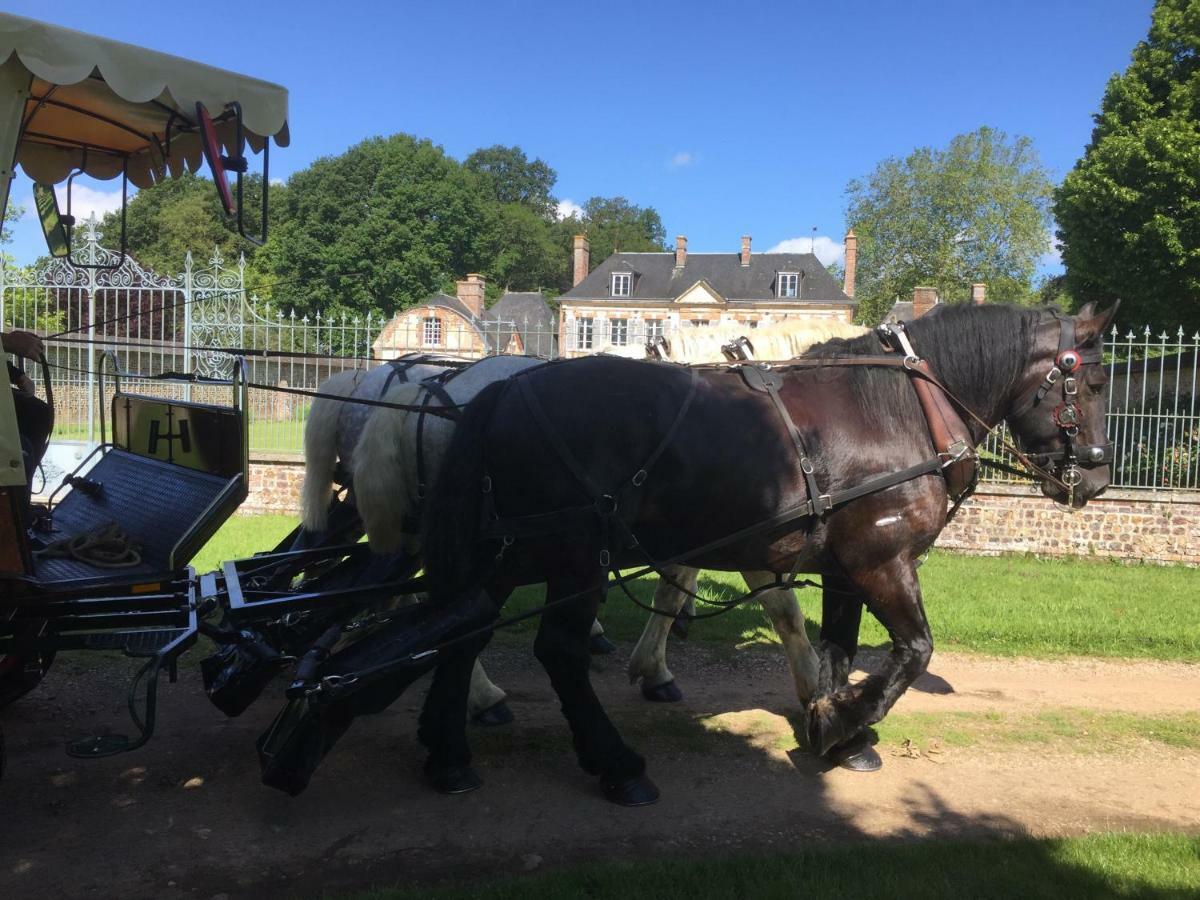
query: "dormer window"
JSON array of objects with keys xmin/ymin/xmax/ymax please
[
  {"xmin": 611, "ymin": 272, "xmax": 632, "ymax": 297},
  {"xmin": 777, "ymin": 272, "xmax": 799, "ymax": 299}
]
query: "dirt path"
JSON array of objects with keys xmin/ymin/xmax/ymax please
[{"xmin": 1, "ymin": 643, "xmax": 1197, "ymax": 899}]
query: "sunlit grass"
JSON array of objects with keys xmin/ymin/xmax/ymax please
[{"xmin": 194, "ymin": 516, "xmax": 1200, "ymax": 662}]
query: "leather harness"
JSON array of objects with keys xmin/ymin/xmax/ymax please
[{"xmin": 475, "ymin": 312, "xmax": 1109, "ymax": 576}]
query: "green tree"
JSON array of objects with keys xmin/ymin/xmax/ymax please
[
  {"xmin": 1054, "ymin": 0, "xmax": 1200, "ymax": 332},
  {"xmin": 846, "ymin": 127, "xmax": 1053, "ymax": 324},
  {"xmin": 3, "ymin": 199, "xmax": 66, "ymax": 332},
  {"xmin": 1, "ymin": 198, "xmax": 23, "ymax": 263},
  {"xmin": 556, "ymin": 196, "xmax": 667, "ymax": 288},
  {"xmin": 476, "ymin": 202, "xmax": 568, "ymax": 293},
  {"xmin": 253, "ymin": 134, "xmax": 485, "ymax": 320},
  {"xmin": 97, "ymin": 172, "xmax": 276, "ymax": 275},
  {"xmin": 464, "ymin": 145, "xmax": 557, "ymax": 219}
]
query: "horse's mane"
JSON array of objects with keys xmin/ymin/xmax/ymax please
[{"xmin": 803, "ymin": 303, "xmax": 1040, "ymax": 422}]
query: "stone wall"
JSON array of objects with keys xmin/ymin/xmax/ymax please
[
  {"xmin": 242, "ymin": 456, "xmax": 306, "ymax": 516},
  {"xmin": 241, "ymin": 460, "xmax": 1200, "ymax": 565},
  {"xmin": 939, "ymin": 484, "xmax": 1199, "ymax": 565}
]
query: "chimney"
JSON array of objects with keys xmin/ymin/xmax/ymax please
[
  {"xmin": 740, "ymin": 235, "xmax": 752, "ymax": 267},
  {"xmin": 675, "ymin": 235, "xmax": 687, "ymax": 268},
  {"xmin": 971, "ymin": 282, "xmax": 986, "ymax": 305},
  {"xmin": 572, "ymin": 234, "xmax": 590, "ymax": 287},
  {"xmin": 912, "ymin": 286, "xmax": 939, "ymax": 318},
  {"xmin": 456, "ymin": 273, "xmax": 486, "ymax": 318},
  {"xmin": 843, "ymin": 228, "xmax": 857, "ymax": 298}
]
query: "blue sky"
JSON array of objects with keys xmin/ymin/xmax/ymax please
[{"xmin": 5, "ymin": 0, "xmax": 1156, "ymax": 274}]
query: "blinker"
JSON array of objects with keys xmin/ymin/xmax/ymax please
[{"xmin": 1056, "ymin": 349, "xmax": 1082, "ymax": 373}]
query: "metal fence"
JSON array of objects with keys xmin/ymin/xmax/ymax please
[
  {"xmin": 980, "ymin": 326, "xmax": 1200, "ymax": 491},
  {"xmin": 3, "ymin": 219, "xmax": 1197, "ymax": 491}
]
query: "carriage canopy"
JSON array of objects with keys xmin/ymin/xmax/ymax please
[{"xmin": 0, "ymin": 12, "xmax": 289, "ymax": 188}]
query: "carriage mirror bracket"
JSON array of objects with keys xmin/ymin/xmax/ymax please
[
  {"xmin": 54, "ymin": 158, "xmax": 129, "ymax": 270},
  {"xmin": 197, "ymin": 101, "xmax": 270, "ymax": 246}
]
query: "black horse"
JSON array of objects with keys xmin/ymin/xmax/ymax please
[{"xmin": 418, "ymin": 302, "xmax": 1117, "ymax": 804}]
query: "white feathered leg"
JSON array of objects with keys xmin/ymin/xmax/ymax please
[
  {"xmin": 627, "ymin": 565, "xmax": 697, "ymax": 701},
  {"xmin": 742, "ymin": 570, "xmax": 820, "ymax": 704}
]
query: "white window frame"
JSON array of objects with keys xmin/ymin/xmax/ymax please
[
  {"xmin": 690, "ymin": 318, "xmax": 710, "ymax": 328},
  {"xmin": 576, "ymin": 316, "xmax": 594, "ymax": 350},
  {"xmin": 610, "ymin": 317, "xmax": 629, "ymax": 346},
  {"xmin": 611, "ymin": 272, "xmax": 632, "ymax": 297},
  {"xmin": 422, "ymin": 316, "xmax": 442, "ymax": 346},
  {"xmin": 644, "ymin": 318, "xmax": 664, "ymax": 342},
  {"xmin": 777, "ymin": 271, "xmax": 799, "ymax": 299}
]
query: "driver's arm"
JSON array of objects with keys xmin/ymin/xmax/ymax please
[{"xmin": 1, "ymin": 330, "xmax": 45, "ymax": 360}]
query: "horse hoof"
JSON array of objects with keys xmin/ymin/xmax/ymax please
[
  {"xmin": 670, "ymin": 618, "xmax": 690, "ymax": 641},
  {"xmin": 589, "ymin": 634, "xmax": 618, "ymax": 656},
  {"xmin": 601, "ymin": 774, "xmax": 660, "ymax": 806},
  {"xmin": 641, "ymin": 680, "xmax": 683, "ymax": 703},
  {"xmin": 806, "ymin": 697, "xmax": 846, "ymax": 756},
  {"xmin": 425, "ymin": 764, "xmax": 483, "ymax": 795},
  {"xmin": 471, "ymin": 699, "xmax": 514, "ymax": 727},
  {"xmin": 828, "ymin": 739, "xmax": 882, "ymax": 773}
]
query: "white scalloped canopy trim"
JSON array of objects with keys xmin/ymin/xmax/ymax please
[{"xmin": 1, "ymin": 13, "xmax": 289, "ymax": 188}]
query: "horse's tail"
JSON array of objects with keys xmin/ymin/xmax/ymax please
[
  {"xmin": 353, "ymin": 382, "xmax": 426, "ymax": 554},
  {"xmin": 422, "ymin": 379, "xmax": 508, "ymax": 599},
  {"xmin": 300, "ymin": 369, "xmax": 362, "ymax": 532}
]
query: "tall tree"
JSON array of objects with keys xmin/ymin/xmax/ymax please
[
  {"xmin": 845, "ymin": 127, "xmax": 1053, "ymax": 324},
  {"xmin": 97, "ymin": 172, "xmax": 275, "ymax": 275},
  {"xmin": 464, "ymin": 145, "xmax": 557, "ymax": 219},
  {"xmin": 253, "ymin": 134, "xmax": 485, "ymax": 320},
  {"xmin": 556, "ymin": 196, "xmax": 667, "ymax": 288},
  {"xmin": 1055, "ymin": 0, "xmax": 1200, "ymax": 332},
  {"xmin": 476, "ymin": 202, "xmax": 568, "ymax": 294}
]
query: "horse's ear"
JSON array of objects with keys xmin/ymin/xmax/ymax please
[{"xmin": 1076, "ymin": 299, "xmax": 1120, "ymax": 346}]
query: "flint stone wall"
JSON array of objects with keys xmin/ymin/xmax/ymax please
[{"xmin": 241, "ymin": 461, "xmax": 1200, "ymax": 566}]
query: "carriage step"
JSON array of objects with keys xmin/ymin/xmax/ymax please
[{"xmin": 80, "ymin": 628, "xmax": 188, "ymax": 655}]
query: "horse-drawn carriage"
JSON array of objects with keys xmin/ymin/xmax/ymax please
[
  {"xmin": 1, "ymin": 13, "xmax": 1119, "ymax": 806},
  {"xmin": 0, "ymin": 14, "xmax": 452, "ymax": 780}
]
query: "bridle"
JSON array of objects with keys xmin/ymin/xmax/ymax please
[{"xmin": 1005, "ymin": 312, "xmax": 1111, "ymax": 506}]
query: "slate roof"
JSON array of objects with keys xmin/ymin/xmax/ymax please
[
  {"xmin": 418, "ymin": 289, "xmax": 558, "ymax": 357},
  {"xmin": 561, "ymin": 251, "xmax": 855, "ymax": 306},
  {"xmin": 884, "ymin": 300, "xmax": 914, "ymax": 323},
  {"xmin": 483, "ymin": 291, "xmax": 558, "ymax": 356},
  {"xmin": 422, "ymin": 292, "xmax": 477, "ymax": 321}
]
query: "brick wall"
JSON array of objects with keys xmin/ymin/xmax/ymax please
[
  {"xmin": 242, "ymin": 457, "xmax": 306, "ymax": 516},
  {"xmin": 939, "ymin": 484, "xmax": 1199, "ymax": 565},
  {"xmin": 240, "ymin": 461, "xmax": 1200, "ymax": 565}
]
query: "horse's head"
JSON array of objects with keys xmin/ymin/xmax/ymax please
[{"xmin": 1004, "ymin": 302, "xmax": 1119, "ymax": 508}]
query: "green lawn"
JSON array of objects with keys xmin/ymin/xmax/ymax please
[
  {"xmin": 194, "ymin": 515, "xmax": 1200, "ymax": 662},
  {"xmin": 353, "ymin": 833, "xmax": 1200, "ymax": 900},
  {"xmin": 52, "ymin": 418, "xmax": 307, "ymax": 454}
]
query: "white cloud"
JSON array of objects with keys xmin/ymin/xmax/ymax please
[
  {"xmin": 556, "ymin": 198, "xmax": 584, "ymax": 220},
  {"xmin": 767, "ymin": 235, "xmax": 845, "ymax": 267},
  {"xmin": 269, "ymin": 177, "xmax": 285, "ymax": 187},
  {"xmin": 668, "ymin": 151, "xmax": 694, "ymax": 169},
  {"xmin": 52, "ymin": 184, "xmax": 125, "ymax": 221}
]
